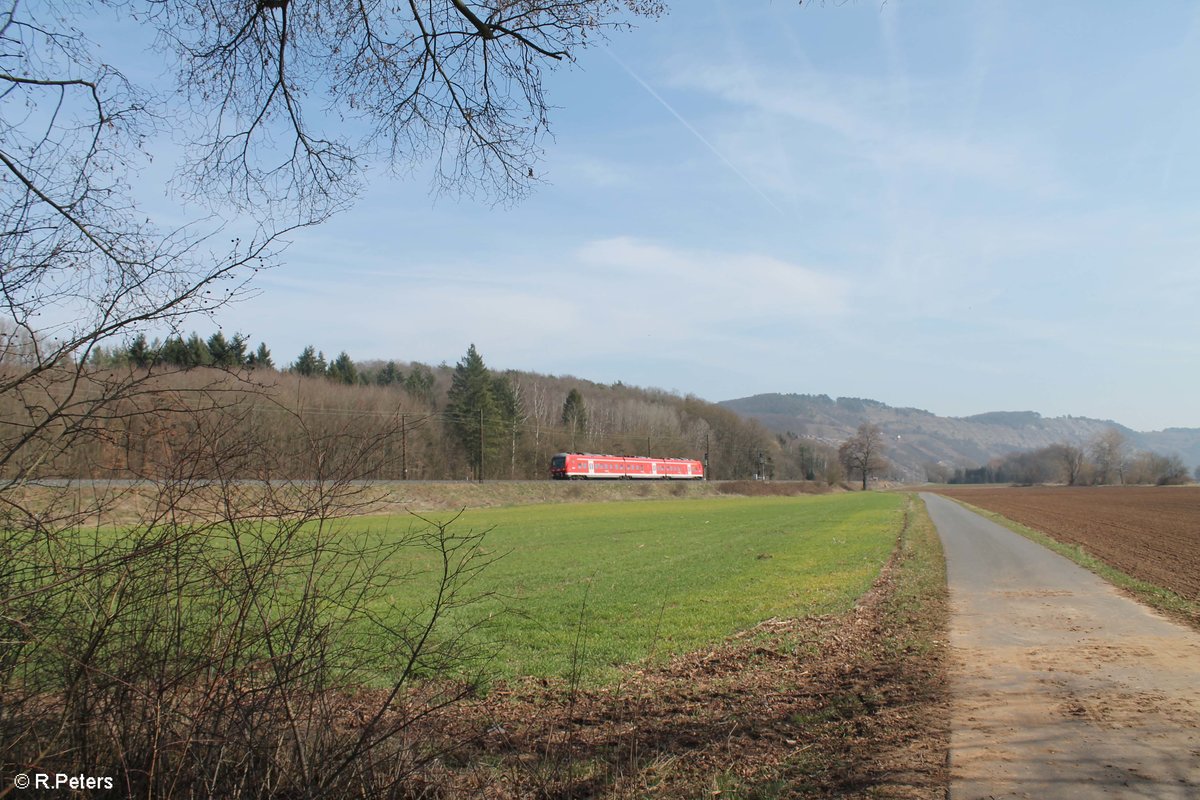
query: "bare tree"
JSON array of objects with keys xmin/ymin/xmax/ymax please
[
  {"xmin": 526, "ymin": 378, "xmax": 550, "ymax": 473},
  {"xmin": 1051, "ymin": 442, "xmax": 1087, "ymax": 486},
  {"xmin": 1089, "ymin": 427, "xmax": 1129, "ymax": 485},
  {"xmin": 921, "ymin": 460, "xmax": 952, "ymax": 484},
  {"xmin": 1, "ymin": 0, "xmax": 296, "ymax": 494},
  {"xmin": 838, "ymin": 423, "xmax": 889, "ymax": 490},
  {"xmin": 4, "ymin": 1, "xmax": 674, "ymax": 788},
  {"xmin": 144, "ymin": 0, "xmax": 666, "ymax": 210},
  {"xmin": 1125, "ymin": 450, "xmax": 1190, "ymax": 486},
  {"xmin": 2, "ymin": 1, "xmax": 669, "ymax": 428}
]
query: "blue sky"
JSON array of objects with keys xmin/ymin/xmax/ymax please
[{"xmin": 142, "ymin": 2, "xmax": 1200, "ymax": 431}]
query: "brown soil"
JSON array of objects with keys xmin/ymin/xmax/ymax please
[{"xmin": 930, "ymin": 485, "xmax": 1200, "ymax": 601}]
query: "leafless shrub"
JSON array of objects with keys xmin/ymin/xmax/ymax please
[{"xmin": 1, "ymin": 383, "xmax": 501, "ymax": 798}]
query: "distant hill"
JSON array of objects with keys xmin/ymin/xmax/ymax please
[{"xmin": 719, "ymin": 393, "xmax": 1200, "ymax": 481}]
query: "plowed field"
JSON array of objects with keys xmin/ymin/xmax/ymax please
[{"xmin": 930, "ymin": 486, "xmax": 1200, "ymax": 601}]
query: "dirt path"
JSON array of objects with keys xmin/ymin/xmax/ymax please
[{"xmin": 921, "ymin": 493, "xmax": 1200, "ymax": 798}]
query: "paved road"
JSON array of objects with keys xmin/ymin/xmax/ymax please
[{"xmin": 921, "ymin": 492, "xmax": 1200, "ymax": 799}]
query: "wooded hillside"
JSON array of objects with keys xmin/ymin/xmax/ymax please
[{"xmin": 7, "ymin": 341, "xmax": 840, "ymax": 483}]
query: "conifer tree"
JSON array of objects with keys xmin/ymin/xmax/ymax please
[
  {"xmin": 376, "ymin": 361, "xmax": 402, "ymax": 387},
  {"xmin": 250, "ymin": 342, "xmax": 274, "ymax": 370},
  {"xmin": 128, "ymin": 334, "xmax": 152, "ymax": 369},
  {"xmin": 206, "ymin": 331, "xmax": 232, "ymax": 366},
  {"xmin": 494, "ymin": 373, "xmax": 524, "ymax": 477},
  {"xmin": 185, "ymin": 332, "xmax": 212, "ymax": 367},
  {"xmin": 327, "ymin": 351, "xmax": 358, "ymax": 385},
  {"xmin": 404, "ymin": 364, "xmax": 436, "ymax": 406},
  {"xmin": 561, "ymin": 388, "xmax": 588, "ymax": 450},
  {"xmin": 160, "ymin": 335, "xmax": 188, "ymax": 366},
  {"xmin": 293, "ymin": 346, "xmax": 321, "ymax": 376},
  {"xmin": 445, "ymin": 344, "xmax": 504, "ymax": 479},
  {"xmin": 229, "ymin": 333, "xmax": 249, "ymax": 366}
]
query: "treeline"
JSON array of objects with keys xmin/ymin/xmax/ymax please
[
  {"xmin": 90, "ymin": 332, "xmax": 275, "ymax": 370},
  {"xmin": 937, "ymin": 428, "xmax": 1191, "ymax": 486},
  {"xmin": 23, "ymin": 337, "xmax": 843, "ymax": 483},
  {"xmin": 90, "ymin": 332, "xmax": 437, "ymax": 398}
]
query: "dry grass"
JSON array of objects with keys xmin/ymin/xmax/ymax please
[
  {"xmin": 716, "ymin": 480, "xmax": 832, "ymax": 498},
  {"xmin": 15, "ymin": 479, "xmax": 835, "ymax": 526}
]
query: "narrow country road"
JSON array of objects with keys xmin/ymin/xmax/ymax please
[{"xmin": 921, "ymin": 492, "xmax": 1200, "ymax": 799}]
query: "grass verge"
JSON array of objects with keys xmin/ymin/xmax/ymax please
[
  {"xmin": 946, "ymin": 497, "xmax": 1200, "ymax": 629},
  {"xmin": 752, "ymin": 491, "xmax": 950, "ymax": 798}
]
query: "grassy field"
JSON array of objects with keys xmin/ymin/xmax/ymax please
[
  {"xmin": 397, "ymin": 493, "xmax": 949, "ymax": 798},
  {"xmin": 4, "ymin": 488, "xmax": 941, "ymax": 798},
  {"xmin": 348, "ymin": 491, "xmax": 907, "ymax": 682}
]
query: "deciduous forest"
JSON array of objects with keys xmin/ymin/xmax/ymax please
[{"xmin": 14, "ymin": 335, "xmax": 843, "ymax": 483}]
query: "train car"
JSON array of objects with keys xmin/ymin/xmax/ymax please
[{"xmin": 549, "ymin": 453, "xmax": 704, "ymax": 480}]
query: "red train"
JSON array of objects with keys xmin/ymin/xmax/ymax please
[{"xmin": 550, "ymin": 452, "xmax": 704, "ymax": 480}]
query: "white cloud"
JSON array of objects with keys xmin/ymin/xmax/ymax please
[
  {"xmin": 222, "ymin": 235, "xmax": 851, "ymax": 375},
  {"xmin": 207, "ymin": 3, "xmax": 1200, "ymax": 430},
  {"xmin": 575, "ymin": 236, "xmax": 850, "ymax": 321},
  {"xmin": 664, "ymin": 56, "xmax": 1061, "ymax": 199}
]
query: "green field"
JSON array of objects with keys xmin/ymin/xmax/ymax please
[{"xmin": 351, "ymin": 492, "xmax": 906, "ymax": 682}]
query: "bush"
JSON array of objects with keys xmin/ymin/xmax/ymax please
[{"xmin": 1, "ymin": 398, "xmax": 497, "ymax": 798}]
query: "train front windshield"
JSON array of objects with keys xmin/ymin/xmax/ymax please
[{"xmin": 550, "ymin": 456, "xmax": 566, "ymax": 469}]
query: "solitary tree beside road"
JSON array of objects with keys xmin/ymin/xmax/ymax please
[{"xmin": 839, "ymin": 423, "xmax": 889, "ymax": 490}]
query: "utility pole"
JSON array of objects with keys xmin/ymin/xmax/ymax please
[
  {"xmin": 478, "ymin": 408, "xmax": 485, "ymax": 482},
  {"xmin": 401, "ymin": 413, "xmax": 408, "ymax": 480}
]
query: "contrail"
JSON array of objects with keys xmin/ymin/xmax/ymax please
[{"xmin": 603, "ymin": 46, "xmax": 787, "ymax": 217}]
